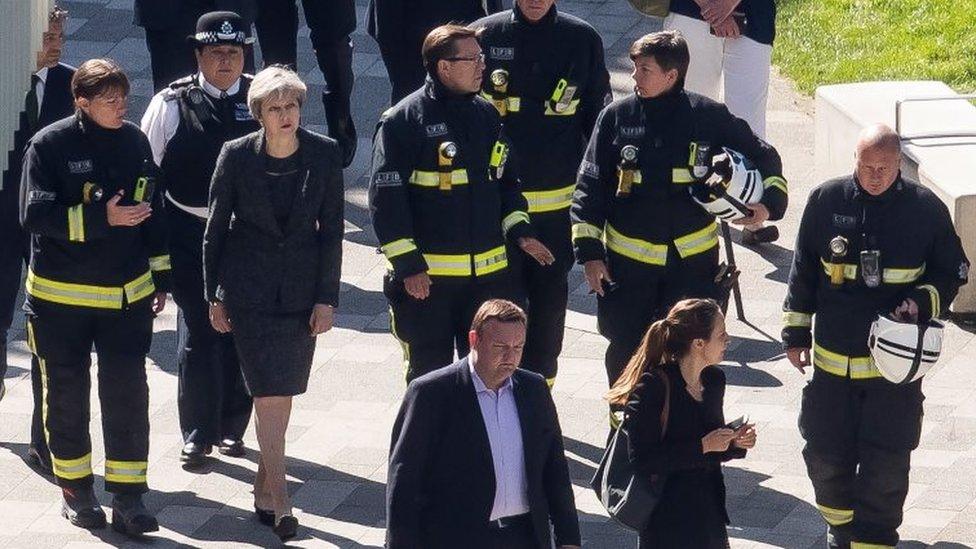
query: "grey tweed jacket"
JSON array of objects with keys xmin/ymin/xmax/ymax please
[{"xmin": 203, "ymin": 127, "xmax": 344, "ymax": 312}]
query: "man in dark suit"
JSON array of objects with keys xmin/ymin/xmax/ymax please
[
  {"xmin": 134, "ymin": 0, "xmax": 257, "ymax": 91},
  {"xmin": 0, "ymin": 4, "xmax": 75, "ymax": 474},
  {"xmin": 386, "ymin": 299, "xmax": 581, "ymax": 549}
]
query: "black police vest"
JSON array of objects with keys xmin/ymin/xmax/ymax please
[{"xmin": 160, "ymin": 76, "xmax": 259, "ymax": 208}]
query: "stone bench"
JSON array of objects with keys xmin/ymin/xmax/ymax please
[{"xmin": 815, "ymin": 81, "xmax": 976, "ymax": 313}]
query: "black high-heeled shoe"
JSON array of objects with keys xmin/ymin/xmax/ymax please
[
  {"xmin": 273, "ymin": 513, "xmax": 298, "ymax": 541},
  {"xmin": 253, "ymin": 504, "xmax": 274, "ymax": 526}
]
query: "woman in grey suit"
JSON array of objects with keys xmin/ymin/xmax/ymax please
[{"xmin": 203, "ymin": 66, "xmax": 344, "ymax": 540}]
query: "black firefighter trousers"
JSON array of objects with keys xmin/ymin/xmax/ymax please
[
  {"xmin": 800, "ymin": 368, "xmax": 924, "ymax": 548},
  {"xmin": 26, "ymin": 306, "xmax": 153, "ymax": 494}
]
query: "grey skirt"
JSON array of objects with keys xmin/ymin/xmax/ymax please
[{"xmin": 227, "ymin": 306, "xmax": 315, "ymax": 397}]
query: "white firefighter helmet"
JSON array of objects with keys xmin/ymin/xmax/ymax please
[
  {"xmin": 689, "ymin": 147, "xmax": 764, "ymax": 221},
  {"xmin": 868, "ymin": 315, "xmax": 944, "ymax": 384}
]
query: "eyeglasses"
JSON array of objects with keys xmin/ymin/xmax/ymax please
[{"xmin": 445, "ymin": 53, "xmax": 486, "ymax": 64}]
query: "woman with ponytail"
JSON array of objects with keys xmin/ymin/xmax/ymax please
[{"xmin": 606, "ymin": 298, "xmax": 756, "ymax": 548}]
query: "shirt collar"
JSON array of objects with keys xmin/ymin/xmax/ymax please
[
  {"xmin": 197, "ymin": 73, "xmax": 240, "ymax": 98},
  {"xmin": 469, "ymin": 359, "xmax": 514, "ymax": 395},
  {"xmin": 35, "ymin": 66, "xmax": 50, "ymax": 83}
]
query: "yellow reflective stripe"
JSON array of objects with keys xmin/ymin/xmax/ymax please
[
  {"xmin": 381, "ymin": 238, "xmax": 418, "ymax": 260},
  {"xmin": 546, "ymin": 377, "xmax": 556, "ymax": 389},
  {"xmin": 821, "ymin": 259, "xmax": 858, "ymax": 280},
  {"xmin": 524, "ymin": 184, "xmax": 575, "ymax": 213},
  {"xmin": 674, "ymin": 223, "xmax": 718, "ymax": 259},
  {"xmin": 918, "ymin": 284, "xmax": 940, "ymax": 317},
  {"xmin": 813, "ymin": 343, "xmax": 880, "ymax": 379},
  {"xmin": 479, "ymin": 92, "xmax": 521, "ymax": 113},
  {"xmin": 27, "ymin": 269, "xmax": 123, "ymax": 309},
  {"xmin": 67, "ymin": 204, "xmax": 85, "ymax": 242},
  {"xmin": 502, "ymin": 211, "xmax": 530, "ymax": 235},
  {"xmin": 572, "ymin": 222, "xmax": 603, "ymax": 242},
  {"xmin": 149, "ymin": 255, "xmax": 171, "ymax": 272},
  {"xmin": 124, "ymin": 271, "xmax": 156, "ymax": 303},
  {"xmin": 544, "ymin": 99, "xmax": 579, "ymax": 116},
  {"xmin": 783, "ymin": 311, "xmax": 812, "ymax": 328},
  {"xmin": 605, "ymin": 224, "xmax": 667, "ymax": 266},
  {"xmin": 672, "ymin": 168, "xmax": 695, "ymax": 184},
  {"xmin": 409, "ymin": 170, "xmax": 468, "ymax": 187},
  {"xmin": 764, "ymin": 176, "xmax": 788, "ymax": 194},
  {"xmin": 473, "ymin": 246, "xmax": 508, "ymax": 276},
  {"xmin": 884, "ymin": 264, "xmax": 925, "ymax": 284},
  {"xmin": 851, "ymin": 543, "xmax": 894, "ymax": 549},
  {"xmin": 52, "ymin": 453, "xmax": 93, "ymax": 480},
  {"xmin": 423, "ymin": 253, "xmax": 472, "ymax": 277},
  {"xmin": 817, "ymin": 504, "xmax": 853, "ymax": 526},
  {"xmin": 29, "ymin": 321, "xmax": 54, "ymax": 458},
  {"xmin": 104, "ymin": 460, "xmax": 148, "ymax": 484}
]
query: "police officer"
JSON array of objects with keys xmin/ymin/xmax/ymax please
[
  {"xmin": 572, "ymin": 31, "xmax": 787, "ymax": 409},
  {"xmin": 366, "ymin": 0, "xmax": 504, "ymax": 104},
  {"xmin": 254, "ymin": 0, "xmax": 358, "ymax": 167},
  {"xmin": 20, "ymin": 59, "xmax": 170, "ymax": 534},
  {"xmin": 783, "ymin": 124, "xmax": 969, "ymax": 549},
  {"xmin": 472, "ymin": 0, "xmax": 611, "ymax": 385},
  {"xmin": 369, "ymin": 24, "xmax": 553, "ymax": 383},
  {"xmin": 141, "ymin": 11, "xmax": 258, "ymax": 467}
]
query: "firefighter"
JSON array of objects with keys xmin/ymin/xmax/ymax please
[
  {"xmin": 19, "ymin": 59, "xmax": 170, "ymax": 535},
  {"xmin": 571, "ymin": 31, "xmax": 787, "ymax": 411},
  {"xmin": 783, "ymin": 124, "xmax": 969, "ymax": 549},
  {"xmin": 369, "ymin": 24, "xmax": 553, "ymax": 383},
  {"xmin": 471, "ymin": 0, "xmax": 611, "ymax": 385},
  {"xmin": 141, "ymin": 11, "xmax": 258, "ymax": 467}
]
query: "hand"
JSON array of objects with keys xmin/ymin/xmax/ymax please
[
  {"xmin": 309, "ymin": 304, "xmax": 334, "ymax": 336},
  {"xmin": 701, "ymin": 0, "xmax": 742, "ymax": 26},
  {"xmin": 786, "ymin": 347, "xmax": 811, "ymax": 373},
  {"xmin": 731, "ymin": 203, "xmax": 770, "ymax": 225},
  {"xmin": 711, "ymin": 16, "xmax": 741, "ymax": 38},
  {"xmin": 584, "ymin": 260, "xmax": 613, "ymax": 296},
  {"xmin": 892, "ymin": 298, "xmax": 919, "ymax": 323},
  {"xmin": 209, "ymin": 301, "xmax": 232, "ymax": 333},
  {"xmin": 732, "ymin": 424, "xmax": 757, "ymax": 449},
  {"xmin": 151, "ymin": 292, "xmax": 167, "ymax": 316},
  {"xmin": 518, "ymin": 237, "xmax": 555, "ymax": 266},
  {"xmin": 106, "ymin": 190, "xmax": 152, "ymax": 227},
  {"xmin": 702, "ymin": 428, "xmax": 737, "ymax": 453},
  {"xmin": 404, "ymin": 272, "xmax": 432, "ymax": 300}
]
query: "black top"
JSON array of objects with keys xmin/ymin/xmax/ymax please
[
  {"xmin": 263, "ymin": 150, "xmax": 301, "ymax": 231},
  {"xmin": 669, "ymin": 0, "xmax": 776, "ymax": 45}
]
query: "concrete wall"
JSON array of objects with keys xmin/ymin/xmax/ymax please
[
  {"xmin": 0, "ymin": 0, "xmax": 50, "ymax": 191},
  {"xmin": 815, "ymin": 81, "xmax": 976, "ymax": 312}
]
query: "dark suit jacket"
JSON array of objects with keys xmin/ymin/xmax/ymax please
[
  {"xmin": 134, "ymin": 0, "xmax": 257, "ymax": 30},
  {"xmin": 386, "ymin": 358, "xmax": 580, "ymax": 549},
  {"xmin": 203, "ymin": 127, "xmax": 344, "ymax": 311}
]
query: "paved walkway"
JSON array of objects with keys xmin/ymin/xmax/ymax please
[{"xmin": 2, "ymin": 1, "xmax": 975, "ymax": 547}]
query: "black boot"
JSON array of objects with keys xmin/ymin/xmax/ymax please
[
  {"xmin": 111, "ymin": 493, "xmax": 159, "ymax": 536},
  {"xmin": 61, "ymin": 487, "xmax": 106, "ymax": 529},
  {"xmin": 180, "ymin": 441, "xmax": 212, "ymax": 467},
  {"xmin": 26, "ymin": 444, "xmax": 53, "ymax": 476},
  {"xmin": 323, "ymin": 91, "xmax": 357, "ymax": 168}
]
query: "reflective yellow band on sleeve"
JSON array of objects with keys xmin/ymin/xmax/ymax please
[
  {"xmin": 409, "ymin": 170, "xmax": 468, "ymax": 187},
  {"xmin": 473, "ymin": 246, "xmax": 508, "ymax": 276},
  {"xmin": 813, "ymin": 343, "xmax": 880, "ymax": 379},
  {"xmin": 605, "ymin": 224, "xmax": 667, "ymax": 266},
  {"xmin": 52, "ymin": 453, "xmax": 93, "ymax": 480},
  {"xmin": 672, "ymin": 168, "xmax": 695, "ymax": 184},
  {"xmin": 674, "ymin": 222, "xmax": 718, "ymax": 259},
  {"xmin": 423, "ymin": 253, "xmax": 472, "ymax": 277},
  {"xmin": 544, "ymin": 99, "xmax": 579, "ymax": 116},
  {"xmin": 524, "ymin": 184, "xmax": 575, "ymax": 213},
  {"xmin": 764, "ymin": 176, "xmax": 788, "ymax": 194},
  {"xmin": 783, "ymin": 311, "xmax": 813, "ymax": 328},
  {"xmin": 850, "ymin": 543, "xmax": 894, "ymax": 549},
  {"xmin": 817, "ymin": 504, "xmax": 854, "ymax": 526},
  {"xmin": 149, "ymin": 255, "xmax": 171, "ymax": 272},
  {"xmin": 917, "ymin": 284, "xmax": 940, "ymax": 317},
  {"xmin": 572, "ymin": 222, "xmax": 603, "ymax": 242},
  {"xmin": 502, "ymin": 211, "xmax": 530, "ymax": 235},
  {"xmin": 26, "ymin": 269, "xmax": 155, "ymax": 310},
  {"xmin": 380, "ymin": 238, "xmax": 418, "ymax": 260},
  {"xmin": 124, "ymin": 271, "xmax": 156, "ymax": 303},
  {"xmin": 67, "ymin": 204, "xmax": 85, "ymax": 242},
  {"xmin": 104, "ymin": 460, "xmax": 148, "ymax": 484}
]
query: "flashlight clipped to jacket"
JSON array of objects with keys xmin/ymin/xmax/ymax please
[
  {"xmin": 438, "ymin": 141, "xmax": 458, "ymax": 191},
  {"xmin": 828, "ymin": 235, "xmax": 849, "ymax": 287},
  {"xmin": 616, "ymin": 145, "xmax": 639, "ymax": 197}
]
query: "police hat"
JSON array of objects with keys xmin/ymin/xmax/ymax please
[{"xmin": 188, "ymin": 11, "xmax": 254, "ymax": 47}]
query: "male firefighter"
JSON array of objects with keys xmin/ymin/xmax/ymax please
[
  {"xmin": 571, "ymin": 31, "xmax": 787, "ymax": 411},
  {"xmin": 369, "ymin": 24, "xmax": 553, "ymax": 383},
  {"xmin": 472, "ymin": 0, "xmax": 611, "ymax": 386},
  {"xmin": 784, "ymin": 124, "xmax": 969, "ymax": 549},
  {"xmin": 141, "ymin": 11, "xmax": 258, "ymax": 467}
]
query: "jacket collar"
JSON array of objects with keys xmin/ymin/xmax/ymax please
[
  {"xmin": 249, "ymin": 126, "xmax": 316, "ymax": 169},
  {"xmin": 424, "ymin": 75, "xmax": 478, "ymax": 103},
  {"xmin": 849, "ymin": 172, "xmax": 904, "ymax": 202},
  {"xmin": 512, "ymin": 3, "xmax": 557, "ymax": 26}
]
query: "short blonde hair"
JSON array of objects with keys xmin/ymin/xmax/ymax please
[{"xmin": 247, "ymin": 65, "xmax": 307, "ymax": 120}]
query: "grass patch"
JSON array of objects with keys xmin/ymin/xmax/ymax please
[{"xmin": 773, "ymin": 0, "xmax": 976, "ymax": 95}]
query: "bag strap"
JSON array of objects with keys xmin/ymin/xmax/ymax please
[{"xmin": 658, "ymin": 369, "xmax": 671, "ymax": 440}]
